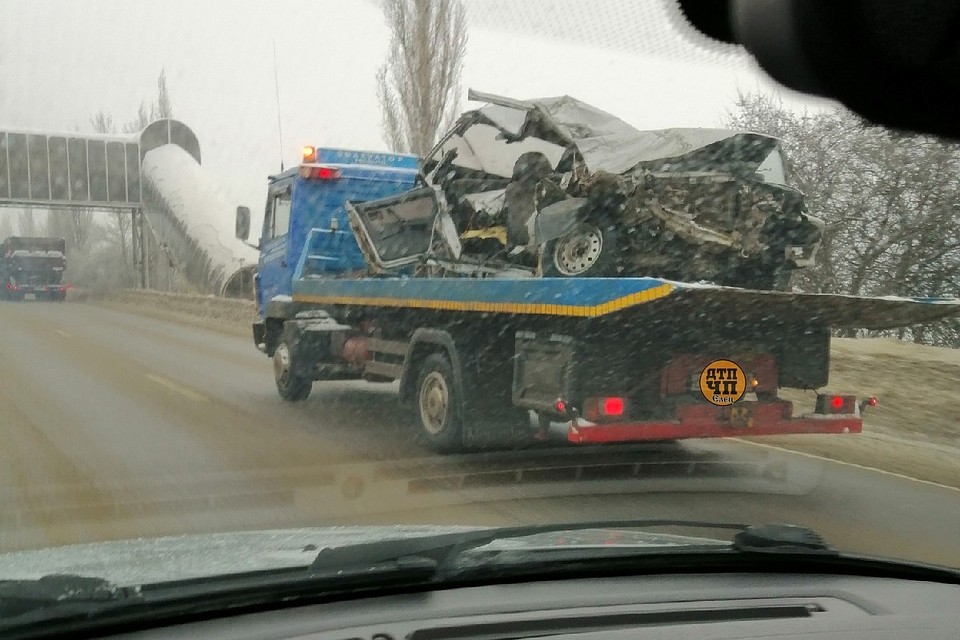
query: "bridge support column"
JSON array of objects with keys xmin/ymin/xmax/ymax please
[
  {"xmin": 142, "ymin": 212, "xmax": 150, "ymax": 289},
  {"xmin": 131, "ymin": 208, "xmax": 140, "ymax": 287},
  {"xmin": 133, "ymin": 207, "xmax": 149, "ymax": 289}
]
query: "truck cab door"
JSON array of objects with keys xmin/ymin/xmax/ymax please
[
  {"xmin": 257, "ymin": 182, "xmax": 293, "ymax": 308},
  {"xmin": 346, "ymin": 186, "xmax": 445, "ymax": 272}
]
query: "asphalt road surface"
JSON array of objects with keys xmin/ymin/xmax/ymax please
[{"xmin": 0, "ymin": 300, "xmax": 957, "ymax": 569}]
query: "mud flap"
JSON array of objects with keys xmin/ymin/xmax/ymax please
[
  {"xmin": 282, "ymin": 312, "xmax": 352, "ymax": 379},
  {"xmin": 458, "ymin": 337, "xmax": 534, "ymax": 450}
]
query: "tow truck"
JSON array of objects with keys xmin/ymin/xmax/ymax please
[{"xmin": 237, "ymin": 146, "xmax": 960, "ymax": 452}]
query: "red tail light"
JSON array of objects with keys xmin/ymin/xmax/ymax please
[
  {"xmin": 816, "ymin": 393, "xmax": 857, "ymax": 414},
  {"xmin": 300, "ymin": 165, "xmax": 341, "ymax": 180},
  {"xmin": 584, "ymin": 397, "xmax": 627, "ymax": 421},
  {"xmin": 603, "ymin": 397, "xmax": 625, "ymax": 416}
]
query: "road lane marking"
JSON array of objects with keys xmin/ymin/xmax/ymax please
[
  {"xmin": 730, "ymin": 438, "xmax": 960, "ymax": 493},
  {"xmin": 146, "ymin": 374, "xmax": 208, "ymax": 402},
  {"xmin": 56, "ymin": 330, "xmax": 71, "ymax": 338}
]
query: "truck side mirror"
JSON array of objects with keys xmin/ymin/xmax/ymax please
[{"xmin": 236, "ymin": 206, "xmax": 251, "ymax": 241}]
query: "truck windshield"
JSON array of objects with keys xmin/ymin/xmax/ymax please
[
  {"xmin": 9, "ymin": 256, "xmax": 64, "ymax": 271},
  {"xmin": 266, "ymin": 190, "xmax": 292, "ymax": 239}
]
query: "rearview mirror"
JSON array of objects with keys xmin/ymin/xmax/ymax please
[{"xmin": 236, "ymin": 206, "xmax": 251, "ymax": 241}]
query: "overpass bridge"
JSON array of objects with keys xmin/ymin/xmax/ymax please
[{"xmin": 0, "ymin": 120, "xmax": 256, "ymax": 297}]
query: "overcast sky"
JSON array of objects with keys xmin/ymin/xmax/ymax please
[{"xmin": 0, "ymin": 0, "xmax": 830, "ymax": 227}]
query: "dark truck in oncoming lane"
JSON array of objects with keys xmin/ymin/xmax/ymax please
[
  {"xmin": 0, "ymin": 236, "xmax": 68, "ymax": 301},
  {"xmin": 236, "ymin": 139, "xmax": 960, "ymax": 454}
]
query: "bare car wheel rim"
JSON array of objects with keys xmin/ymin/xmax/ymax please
[
  {"xmin": 273, "ymin": 343, "xmax": 292, "ymax": 386},
  {"xmin": 554, "ymin": 225, "xmax": 604, "ymax": 275},
  {"xmin": 419, "ymin": 371, "xmax": 449, "ymax": 436}
]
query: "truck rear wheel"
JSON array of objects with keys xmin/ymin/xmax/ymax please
[
  {"xmin": 415, "ymin": 353, "xmax": 463, "ymax": 452},
  {"xmin": 273, "ymin": 341, "xmax": 312, "ymax": 402}
]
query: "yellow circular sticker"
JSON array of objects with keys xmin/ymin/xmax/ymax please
[{"xmin": 699, "ymin": 359, "xmax": 746, "ymax": 406}]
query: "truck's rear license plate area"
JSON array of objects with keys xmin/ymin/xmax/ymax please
[{"xmin": 729, "ymin": 403, "xmax": 755, "ymax": 428}]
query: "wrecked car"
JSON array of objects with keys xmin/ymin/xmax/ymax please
[{"xmin": 347, "ymin": 89, "xmax": 824, "ymax": 289}]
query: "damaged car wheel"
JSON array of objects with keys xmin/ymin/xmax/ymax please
[{"xmin": 543, "ymin": 222, "xmax": 618, "ymax": 277}]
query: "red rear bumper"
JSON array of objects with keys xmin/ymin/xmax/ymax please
[{"xmin": 567, "ymin": 400, "xmax": 862, "ymax": 444}]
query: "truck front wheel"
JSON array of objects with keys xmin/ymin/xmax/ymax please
[
  {"xmin": 416, "ymin": 353, "xmax": 463, "ymax": 452},
  {"xmin": 273, "ymin": 341, "xmax": 312, "ymax": 402}
]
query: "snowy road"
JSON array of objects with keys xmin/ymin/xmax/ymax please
[{"xmin": 0, "ymin": 300, "xmax": 957, "ymax": 568}]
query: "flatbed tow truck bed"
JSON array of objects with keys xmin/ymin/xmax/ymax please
[{"xmin": 291, "ymin": 276, "xmax": 959, "ymax": 328}]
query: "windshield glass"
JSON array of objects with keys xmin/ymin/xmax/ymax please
[
  {"xmin": 0, "ymin": 0, "xmax": 957, "ymax": 600},
  {"xmin": 754, "ymin": 147, "xmax": 788, "ymax": 186}
]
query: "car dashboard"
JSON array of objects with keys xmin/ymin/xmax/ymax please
[{"xmin": 114, "ymin": 572, "xmax": 960, "ymax": 639}]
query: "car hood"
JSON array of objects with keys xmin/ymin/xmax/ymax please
[{"xmin": 0, "ymin": 526, "xmax": 728, "ymax": 587}]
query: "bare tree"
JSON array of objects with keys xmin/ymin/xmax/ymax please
[
  {"xmin": 123, "ymin": 68, "xmax": 173, "ymax": 133},
  {"xmin": 90, "ymin": 111, "xmax": 114, "ymax": 135},
  {"xmin": 87, "ymin": 111, "xmax": 133, "ymax": 274},
  {"xmin": 155, "ymin": 68, "xmax": 172, "ymax": 119},
  {"xmin": 45, "ymin": 205, "xmax": 97, "ymax": 254},
  {"xmin": 17, "ymin": 209, "xmax": 37, "ymax": 236},
  {"xmin": 122, "ymin": 102, "xmax": 150, "ymax": 134},
  {"xmin": 376, "ymin": 0, "xmax": 468, "ymax": 156},
  {"xmin": 0, "ymin": 214, "xmax": 14, "ymax": 240}
]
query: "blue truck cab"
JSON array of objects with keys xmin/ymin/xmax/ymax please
[{"xmin": 239, "ymin": 147, "xmax": 419, "ymax": 319}]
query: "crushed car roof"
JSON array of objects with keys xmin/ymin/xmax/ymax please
[{"xmin": 468, "ymin": 88, "xmax": 776, "ymax": 174}]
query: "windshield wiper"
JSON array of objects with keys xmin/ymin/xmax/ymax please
[
  {"xmin": 732, "ymin": 523, "xmax": 837, "ymax": 555},
  {"xmin": 442, "ymin": 523, "xmax": 960, "ymax": 585},
  {"xmin": 310, "ymin": 518, "xmax": 748, "ymax": 574}
]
